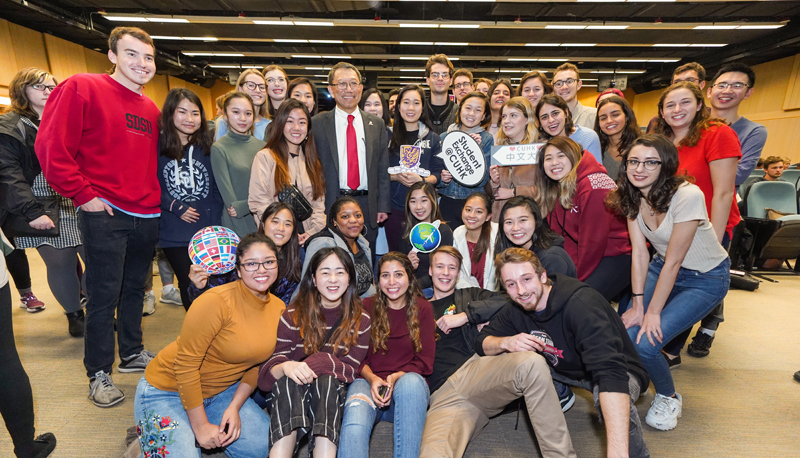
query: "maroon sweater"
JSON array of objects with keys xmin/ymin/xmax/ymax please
[
  {"xmin": 363, "ymin": 297, "xmax": 436, "ymax": 380},
  {"xmin": 546, "ymin": 153, "xmax": 632, "ymax": 281},
  {"xmin": 258, "ymin": 303, "xmax": 371, "ymax": 392}
]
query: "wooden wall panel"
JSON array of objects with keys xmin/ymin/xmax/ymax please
[
  {"xmin": 0, "ymin": 20, "xmax": 20, "ymax": 87},
  {"xmin": 210, "ymin": 79, "xmax": 234, "ymax": 113},
  {"xmin": 632, "ymin": 88, "xmax": 662, "ymax": 127},
  {"xmin": 44, "ymin": 34, "xmax": 87, "ymax": 83},
  {"xmin": 739, "ymin": 56, "xmax": 794, "ymax": 116},
  {"xmin": 782, "ymin": 54, "xmax": 800, "ymax": 112},
  {"xmin": 84, "ymin": 48, "xmax": 111, "ymax": 75},
  {"xmin": 143, "ymin": 74, "xmax": 170, "ymax": 111},
  {"xmin": 167, "ymin": 76, "xmax": 213, "ymax": 116},
  {"xmin": 758, "ymin": 117, "xmax": 800, "ymax": 163},
  {"xmin": 8, "ymin": 22, "xmax": 49, "ymax": 74}
]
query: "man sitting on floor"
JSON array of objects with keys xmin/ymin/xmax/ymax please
[
  {"xmin": 477, "ymin": 247, "xmax": 650, "ymax": 458},
  {"xmin": 420, "ymin": 246, "xmax": 576, "ymax": 458}
]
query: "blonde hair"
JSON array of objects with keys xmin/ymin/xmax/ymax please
[
  {"xmin": 495, "ymin": 97, "xmax": 538, "ymax": 145},
  {"xmin": 533, "ymin": 137, "xmax": 583, "ymax": 215},
  {"xmin": 5, "ymin": 68, "xmax": 58, "ymax": 120}
]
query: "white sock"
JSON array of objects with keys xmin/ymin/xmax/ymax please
[
  {"xmin": 162, "ymin": 284, "xmax": 176, "ymax": 293},
  {"xmin": 700, "ymin": 328, "xmax": 715, "ymax": 337}
]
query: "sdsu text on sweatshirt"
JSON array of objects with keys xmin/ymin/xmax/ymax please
[{"xmin": 35, "ymin": 73, "xmax": 161, "ymax": 214}]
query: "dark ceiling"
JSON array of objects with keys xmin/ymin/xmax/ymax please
[{"xmin": 2, "ymin": 0, "xmax": 800, "ymax": 93}]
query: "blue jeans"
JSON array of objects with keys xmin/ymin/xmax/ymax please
[
  {"xmin": 338, "ymin": 373, "xmax": 430, "ymax": 458},
  {"xmin": 627, "ymin": 256, "xmax": 730, "ymax": 396},
  {"xmin": 79, "ymin": 210, "xmax": 159, "ymax": 377},
  {"xmin": 134, "ymin": 377, "xmax": 270, "ymax": 458}
]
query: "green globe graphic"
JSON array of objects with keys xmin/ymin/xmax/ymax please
[{"xmin": 409, "ymin": 222, "xmax": 441, "ymax": 253}]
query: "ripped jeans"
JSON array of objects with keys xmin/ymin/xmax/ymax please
[{"xmin": 337, "ymin": 373, "xmax": 430, "ymax": 458}]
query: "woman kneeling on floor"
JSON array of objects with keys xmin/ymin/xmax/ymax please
[
  {"xmin": 259, "ymin": 247, "xmax": 372, "ymax": 458},
  {"xmin": 134, "ymin": 233, "xmax": 284, "ymax": 458}
]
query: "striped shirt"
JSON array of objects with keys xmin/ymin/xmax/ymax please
[{"xmin": 258, "ymin": 303, "xmax": 371, "ymax": 392}]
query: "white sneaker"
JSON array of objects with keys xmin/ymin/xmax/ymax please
[
  {"xmin": 646, "ymin": 393, "xmax": 682, "ymax": 431},
  {"xmin": 142, "ymin": 290, "xmax": 156, "ymax": 316},
  {"xmin": 159, "ymin": 285, "xmax": 182, "ymax": 306}
]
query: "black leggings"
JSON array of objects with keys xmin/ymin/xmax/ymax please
[
  {"xmin": 0, "ymin": 283, "xmax": 38, "ymax": 457},
  {"xmin": 583, "ymin": 254, "xmax": 632, "ymax": 302},
  {"xmin": 4, "ymin": 249, "xmax": 32, "ymax": 292},
  {"xmin": 161, "ymin": 247, "xmax": 195, "ymax": 311}
]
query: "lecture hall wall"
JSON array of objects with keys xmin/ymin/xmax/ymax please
[{"xmin": 1, "ymin": 17, "xmax": 799, "ymax": 163}]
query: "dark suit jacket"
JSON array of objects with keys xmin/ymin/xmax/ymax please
[{"xmin": 311, "ymin": 108, "xmax": 390, "ymax": 229}]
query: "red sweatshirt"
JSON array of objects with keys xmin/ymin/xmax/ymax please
[
  {"xmin": 546, "ymin": 153, "xmax": 632, "ymax": 281},
  {"xmin": 35, "ymin": 73, "xmax": 161, "ymax": 214},
  {"xmin": 362, "ymin": 296, "xmax": 436, "ymax": 380}
]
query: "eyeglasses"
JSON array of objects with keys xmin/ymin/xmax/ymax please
[
  {"xmin": 239, "ymin": 260, "xmax": 278, "ymax": 271},
  {"xmin": 553, "ymin": 78, "xmax": 577, "ymax": 88},
  {"xmin": 266, "ymin": 77, "xmax": 286, "ymax": 85},
  {"xmin": 242, "ymin": 81, "xmax": 267, "ymax": 92},
  {"xmin": 713, "ymin": 82, "xmax": 750, "ymax": 90},
  {"xmin": 673, "ymin": 77, "xmax": 699, "ymax": 84},
  {"xmin": 30, "ymin": 83, "xmax": 56, "ymax": 92},
  {"xmin": 454, "ymin": 82, "xmax": 472, "ymax": 89},
  {"xmin": 430, "ymin": 72, "xmax": 451, "ymax": 80},
  {"xmin": 333, "ymin": 81, "xmax": 362, "ymax": 90},
  {"xmin": 626, "ymin": 159, "xmax": 662, "ymax": 171}
]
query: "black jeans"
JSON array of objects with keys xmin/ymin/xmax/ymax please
[
  {"xmin": 0, "ymin": 283, "xmax": 37, "ymax": 457},
  {"xmin": 161, "ymin": 247, "xmax": 194, "ymax": 311},
  {"xmin": 584, "ymin": 254, "xmax": 633, "ymax": 302},
  {"xmin": 79, "ymin": 210, "xmax": 159, "ymax": 377}
]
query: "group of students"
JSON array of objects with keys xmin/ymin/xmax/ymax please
[{"xmin": 0, "ymin": 24, "xmax": 773, "ymax": 458}]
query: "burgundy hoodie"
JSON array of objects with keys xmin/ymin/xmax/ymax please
[{"xmin": 546, "ymin": 153, "xmax": 631, "ymax": 281}]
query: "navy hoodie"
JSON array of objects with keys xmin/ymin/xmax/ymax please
[
  {"xmin": 476, "ymin": 274, "xmax": 648, "ymax": 394},
  {"xmin": 158, "ymin": 144, "xmax": 223, "ymax": 248}
]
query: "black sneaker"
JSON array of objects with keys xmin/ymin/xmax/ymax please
[
  {"xmin": 687, "ymin": 331, "xmax": 715, "ymax": 358},
  {"xmin": 118, "ymin": 350, "xmax": 156, "ymax": 373},
  {"xmin": 662, "ymin": 352, "xmax": 681, "ymax": 369},
  {"xmin": 66, "ymin": 310, "xmax": 85, "ymax": 338},
  {"xmin": 32, "ymin": 432, "xmax": 57, "ymax": 458},
  {"xmin": 554, "ymin": 381, "xmax": 576, "ymax": 412}
]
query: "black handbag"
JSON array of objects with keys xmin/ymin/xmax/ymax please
[
  {"xmin": 4, "ymin": 196, "xmax": 61, "ymax": 237},
  {"xmin": 277, "ymin": 184, "xmax": 314, "ymax": 223}
]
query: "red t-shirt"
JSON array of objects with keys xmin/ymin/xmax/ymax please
[
  {"xmin": 677, "ymin": 124, "xmax": 742, "ymax": 239},
  {"xmin": 467, "ymin": 240, "xmax": 487, "ymax": 289},
  {"xmin": 362, "ymin": 297, "xmax": 436, "ymax": 380}
]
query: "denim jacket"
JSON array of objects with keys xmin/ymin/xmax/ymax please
[{"xmin": 437, "ymin": 127, "xmax": 494, "ymax": 200}]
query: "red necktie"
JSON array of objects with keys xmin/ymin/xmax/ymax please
[{"xmin": 347, "ymin": 114, "xmax": 359, "ymax": 190}]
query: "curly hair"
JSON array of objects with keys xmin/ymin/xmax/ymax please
[
  {"xmin": 605, "ymin": 134, "xmax": 691, "ymax": 220},
  {"xmin": 370, "ymin": 252, "xmax": 424, "ymax": 355},
  {"xmin": 291, "ymin": 247, "xmax": 364, "ymax": 356},
  {"xmin": 533, "ymin": 137, "xmax": 583, "ymax": 215},
  {"xmin": 653, "ymin": 82, "xmax": 727, "ymax": 148}
]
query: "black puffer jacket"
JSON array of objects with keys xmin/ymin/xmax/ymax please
[{"xmin": 0, "ymin": 111, "xmax": 44, "ymax": 227}]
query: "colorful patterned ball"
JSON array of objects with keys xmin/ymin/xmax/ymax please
[{"xmin": 188, "ymin": 226, "xmax": 241, "ymax": 275}]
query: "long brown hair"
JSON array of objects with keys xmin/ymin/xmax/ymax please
[
  {"xmin": 606, "ymin": 134, "xmax": 691, "ymax": 220},
  {"xmin": 292, "ymin": 247, "xmax": 365, "ymax": 356},
  {"xmin": 595, "ymin": 96, "xmax": 640, "ymax": 156},
  {"xmin": 654, "ymin": 81, "xmax": 726, "ymax": 148},
  {"xmin": 370, "ymin": 252, "xmax": 424, "ymax": 354},
  {"xmin": 263, "ymin": 98, "xmax": 325, "ymax": 200},
  {"xmin": 6, "ymin": 68, "xmax": 58, "ymax": 120},
  {"xmin": 463, "ymin": 192, "xmax": 493, "ymax": 264},
  {"xmin": 533, "ymin": 137, "xmax": 583, "ymax": 215},
  {"xmin": 402, "ymin": 182, "xmax": 444, "ymax": 239}
]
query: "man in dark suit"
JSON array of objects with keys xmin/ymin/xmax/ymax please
[{"xmin": 311, "ymin": 62, "xmax": 390, "ymax": 253}]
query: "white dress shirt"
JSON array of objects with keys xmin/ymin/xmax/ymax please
[{"xmin": 334, "ymin": 106, "xmax": 368, "ymax": 190}]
